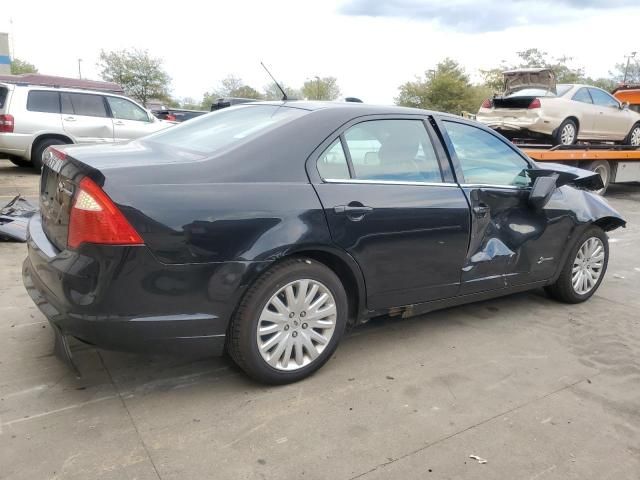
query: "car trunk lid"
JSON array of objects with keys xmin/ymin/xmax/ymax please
[{"xmin": 503, "ymin": 68, "xmax": 556, "ymax": 96}]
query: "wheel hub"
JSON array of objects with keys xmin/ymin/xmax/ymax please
[{"xmin": 571, "ymin": 237, "xmax": 605, "ymax": 295}]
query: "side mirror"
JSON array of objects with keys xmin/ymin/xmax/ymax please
[
  {"xmin": 621, "ymin": 101, "xmax": 630, "ymax": 110},
  {"xmin": 529, "ymin": 174, "xmax": 558, "ymax": 210}
]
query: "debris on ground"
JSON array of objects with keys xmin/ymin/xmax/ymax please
[
  {"xmin": 0, "ymin": 195, "xmax": 37, "ymax": 242},
  {"xmin": 469, "ymin": 455, "xmax": 488, "ymax": 464}
]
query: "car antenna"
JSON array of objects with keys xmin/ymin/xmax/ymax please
[{"xmin": 261, "ymin": 61, "xmax": 288, "ymax": 101}]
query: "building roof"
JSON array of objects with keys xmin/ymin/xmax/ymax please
[{"xmin": 0, "ymin": 73, "xmax": 124, "ymax": 94}]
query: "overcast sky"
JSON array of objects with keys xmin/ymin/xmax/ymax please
[{"xmin": 3, "ymin": 0, "xmax": 640, "ymax": 104}]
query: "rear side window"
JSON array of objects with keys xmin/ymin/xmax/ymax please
[
  {"xmin": 317, "ymin": 139, "xmax": 350, "ymax": 180},
  {"xmin": 572, "ymin": 88, "xmax": 592, "ymax": 104},
  {"xmin": 27, "ymin": 91, "xmax": 60, "ymax": 113},
  {"xmin": 61, "ymin": 93, "xmax": 108, "ymax": 117},
  {"xmin": 344, "ymin": 119, "xmax": 442, "ymax": 183},
  {"xmin": 145, "ymin": 105, "xmax": 305, "ymax": 154},
  {"xmin": 444, "ymin": 121, "xmax": 530, "ymax": 187},
  {"xmin": 0, "ymin": 87, "xmax": 7, "ymax": 109}
]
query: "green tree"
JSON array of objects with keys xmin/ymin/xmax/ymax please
[
  {"xmin": 301, "ymin": 76, "xmax": 341, "ymax": 100},
  {"xmin": 10, "ymin": 58, "xmax": 38, "ymax": 74},
  {"xmin": 396, "ymin": 58, "xmax": 484, "ymax": 114},
  {"xmin": 610, "ymin": 58, "xmax": 640, "ymax": 84},
  {"xmin": 201, "ymin": 75, "xmax": 263, "ymax": 109},
  {"xmin": 98, "ymin": 49, "xmax": 171, "ymax": 106},
  {"xmin": 263, "ymin": 82, "xmax": 301, "ymax": 100}
]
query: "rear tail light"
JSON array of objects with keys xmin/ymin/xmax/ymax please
[
  {"xmin": 43, "ymin": 147, "xmax": 67, "ymax": 168},
  {"xmin": 528, "ymin": 98, "xmax": 542, "ymax": 109},
  {"xmin": 0, "ymin": 114, "xmax": 14, "ymax": 133},
  {"xmin": 481, "ymin": 99, "xmax": 493, "ymax": 109},
  {"xmin": 68, "ymin": 177, "xmax": 143, "ymax": 249}
]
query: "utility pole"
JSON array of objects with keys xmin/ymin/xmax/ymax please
[
  {"xmin": 623, "ymin": 52, "xmax": 637, "ymax": 84},
  {"xmin": 78, "ymin": 58, "xmax": 82, "ymax": 79},
  {"xmin": 315, "ymin": 76, "xmax": 320, "ymax": 100}
]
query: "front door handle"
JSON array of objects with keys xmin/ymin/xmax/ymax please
[
  {"xmin": 114, "ymin": 120, "xmax": 125, "ymax": 126},
  {"xmin": 334, "ymin": 205, "xmax": 373, "ymax": 214},
  {"xmin": 63, "ymin": 116, "xmax": 76, "ymax": 122},
  {"xmin": 473, "ymin": 205, "xmax": 490, "ymax": 217}
]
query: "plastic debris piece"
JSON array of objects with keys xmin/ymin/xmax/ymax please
[
  {"xmin": 469, "ymin": 455, "xmax": 488, "ymax": 464},
  {"xmin": 0, "ymin": 195, "xmax": 38, "ymax": 242}
]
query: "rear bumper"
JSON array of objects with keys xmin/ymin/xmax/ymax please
[
  {"xmin": 23, "ymin": 215, "xmax": 265, "ymax": 358},
  {"xmin": 476, "ymin": 113, "xmax": 555, "ymax": 136},
  {"xmin": 0, "ymin": 133, "xmax": 32, "ymax": 159}
]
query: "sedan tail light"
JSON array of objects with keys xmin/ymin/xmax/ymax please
[
  {"xmin": 528, "ymin": 98, "xmax": 542, "ymax": 109},
  {"xmin": 0, "ymin": 114, "xmax": 14, "ymax": 132},
  {"xmin": 481, "ymin": 99, "xmax": 493, "ymax": 109},
  {"xmin": 68, "ymin": 177, "xmax": 144, "ymax": 249}
]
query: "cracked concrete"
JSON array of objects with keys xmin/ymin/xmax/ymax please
[{"xmin": 1, "ymin": 163, "xmax": 639, "ymax": 479}]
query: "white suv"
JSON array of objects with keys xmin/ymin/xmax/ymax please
[{"xmin": 0, "ymin": 83, "xmax": 172, "ymax": 169}]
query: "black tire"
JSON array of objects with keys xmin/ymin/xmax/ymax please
[
  {"xmin": 584, "ymin": 160, "xmax": 611, "ymax": 195},
  {"xmin": 553, "ymin": 119, "xmax": 578, "ymax": 146},
  {"xmin": 545, "ymin": 226, "xmax": 609, "ymax": 304},
  {"xmin": 31, "ymin": 138, "xmax": 68, "ymax": 171},
  {"xmin": 227, "ymin": 257, "xmax": 348, "ymax": 384},
  {"xmin": 8, "ymin": 157, "xmax": 33, "ymax": 168},
  {"xmin": 625, "ymin": 123, "xmax": 640, "ymax": 146}
]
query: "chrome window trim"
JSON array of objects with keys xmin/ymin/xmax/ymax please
[
  {"xmin": 323, "ymin": 178, "xmax": 458, "ymax": 187},
  {"xmin": 459, "ymin": 183, "xmax": 531, "ymax": 190}
]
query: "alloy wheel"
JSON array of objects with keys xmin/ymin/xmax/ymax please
[
  {"xmin": 560, "ymin": 123, "xmax": 576, "ymax": 145},
  {"xmin": 256, "ymin": 279, "xmax": 337, "ymax": 371},
  {"xmin": 630, "ymin": 126, "xmax": 640, "ymax": 147},
  {"xmin": 571, "ymin": 237, "xmax": 605, "ymax": 295}
]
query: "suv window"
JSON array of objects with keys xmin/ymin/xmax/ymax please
[
  {"xmin": 27, "ymin": 91, "xmax": 60, "ymax": 113},
  {"xmin": 107, "ymin": 96, "xmax": 149, "ymax": 122},
  {"xmin": 572, "ymin": 88, "xmax": 592, "ymax": 104},
  {"xmin": 0, "ymin": 87, "xmax": 7, "ymax": 109},
  {"xmin": 589, "ymin": 88, "xmax": 619, "ymax": 108},
  {"xmin": 343, "ymin": 119, "xmax": 442, "ymax": 183},
  {"xmin": 317, "ymin": 139, "xmax": 350, "ymax": 180},
  {"xmin": 444, "ymin": 121, "xmax": 530, "ymax": 187},
  {"xmin": 61, "ymin": 93, "xmax": 108, "ymax": 118}
]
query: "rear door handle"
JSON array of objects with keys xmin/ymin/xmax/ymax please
[
  {"xmin": 114, "ymin": 120, "xmax": 125, "ymax": 126},
  {"xmin": 63, "ymin": 116, "xmax": 76, "ymax": 122},
  {"xmin": 473, "ymin": 205, "xmax": 490, "ymax": 217}
]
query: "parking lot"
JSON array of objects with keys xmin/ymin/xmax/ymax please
[{"xmin": 0, "ymin": 161, "xmax": 639, "ymax": 479}]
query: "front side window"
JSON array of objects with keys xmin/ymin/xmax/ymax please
[
  {"xmin": 317, "ymin": 139, "xmax": 350, "ymax": 180},
  {"xmin": 444, "ymin": 121, "xmax": 530, "ymax": 187},
  {"xmin": 572, "ymin": 88, "xmax": 593, "ymax": 104},
  {"xmin": 27, "ymin": 91, "xmax": 60, "ymax": 113},
  {"xmin": 61, "ymin": 93, "xmax": 108, "ymax": 118},
  {"xmin": 107, "ymin": 96, "xmax": 149, "ymax": 122},
  {"xmin": 343, "ymin": 119, "xmax": 442, "ymax": 183},
  {"xmin": 589, "ymin": 88, "xmax": 620, "ymax": 108}
]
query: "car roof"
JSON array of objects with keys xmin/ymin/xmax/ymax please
[
  {"xmin": 244, "ymin": 100, "xmax": 453, "ymax": 118},
  {"xmin": 0, "ymin": 82, "xmax": 133, "ymax": 99}
]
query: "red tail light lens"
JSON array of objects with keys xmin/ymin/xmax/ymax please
[
  {"xmin": 0, "ymin": 114, "xmax": 14, "ymax": 132},
  {"xmin": 68, "ymin": 177, "xmax": 143, "ymax": 249},
  {"xmin": 528, "ymin": 98, "xmax": 541, "ymax": 109},
  {"xmin": 481, "ymin": 99, "xmax": 492, "ymax": 109}
]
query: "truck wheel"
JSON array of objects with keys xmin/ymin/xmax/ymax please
[
  {"xmin": 625, "ymin": 124, "xmax": 640, "ymax": 146},
  {"xmin": 553, "ymin": 119, "xmax": 578, "ymax": 146},
  {"xmin": 227, "ymin": 257, "xmax": 348, "ymax": 384},
  {"xmin": 545, "ymin": 226, "xmax": 608, "ymax": 304},
  {"xmin": 31, "ymin": 138, "xmax": 68, "ymax": 171},
  {"xmin": 584, "ymin": 160, "xmax": 611, "ymax": 195}
]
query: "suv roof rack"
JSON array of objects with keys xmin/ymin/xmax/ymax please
[{"xmin": 0, "ymin": 74, "xmax": 125, "ymax": 94}]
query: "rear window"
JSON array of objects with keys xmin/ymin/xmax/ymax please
[
  {"xmin": 556, "ymin": 84, "xmax": 572, "ymax": 96},
  {"xmin": 27, "ymin": 91, "xmax": 60, "ymax": 113},
  {"xmin": 145, "ymin": 105, "xmax": 306, "ymax": 154},
  {"xmin": 506, "ymin": 88, "xmax": 556, "ymax": 98},
  {"xmin": 0, "ymin": 87, "xmax": 7, "ymax": 109}
]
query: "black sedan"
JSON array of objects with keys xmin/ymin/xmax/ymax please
[{"xmin": 23, "ymin": 102, "xmax": 625, "ymax": 384}]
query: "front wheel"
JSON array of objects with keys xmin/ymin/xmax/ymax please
[
  {"xmin": 227, "ymin": 258, "xmax": 348, "ymax": 384},
  {"xmin": 545, "ymin": 226, "xmax": 609, "ymax": 303},
  {"xmin": 625, "ymin": 124, "xmax": 640, "ymax": 146}
]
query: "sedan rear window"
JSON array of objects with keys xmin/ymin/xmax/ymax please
[{"xmin": 145, "ymin": 105, "xmax": 306, "ymax": 154}]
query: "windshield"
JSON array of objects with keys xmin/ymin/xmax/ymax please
[{"xmin": 144, "ymin": 104, "xmax": 306, "ymax": 154}]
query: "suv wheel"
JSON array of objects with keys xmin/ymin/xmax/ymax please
[
  {"xmin": 31, "ymin": 138, "xmax": 68, "ymax": 171},
  {"xmin": 228, "ymin": 257, "xmax": 348, "ymax": 384}
]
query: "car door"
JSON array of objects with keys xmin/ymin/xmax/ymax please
[
  {"xmin": 309, "ymin": 116, "xmax": 471, "ymax": 311},
  {"xmin": 570, "ymin": 87, "xmax": 598, "ymax": 138},
  {"xmin": 439, "ymin": 118, "xmax": 575, "ymax": 294},
  {"xmin": 60, "ymin": 92, "xmax": 114, "ymax": 144},
  {"xmin": 589, "ymin": 88, "xmax": 631, "ymax": 140},
  {"xmin": 105, "ymin": 96, "xmax": 163, "ymax": 141}
]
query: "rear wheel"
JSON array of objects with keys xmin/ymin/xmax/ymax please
[
  {"xmin": 545, "ymin": 226, "xmax": 608, "ymax": 303},
  {"xmin": 227, "ymin": 257, "xmax": 348, "ymax": 384},
  {"xmin": 553, "ymin": 119, "xmax": 578, "ymax": 146},
  {"xmin": 31, "ymin": 138, "xmax": 68, "ymax": 171},
  {"xmin": 584, "ymin": 160, "xmax": 611, "ymax": 195},
  {"xmin": 625, "ymin": 124, "xmax": 640, "ymax": 146}
]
